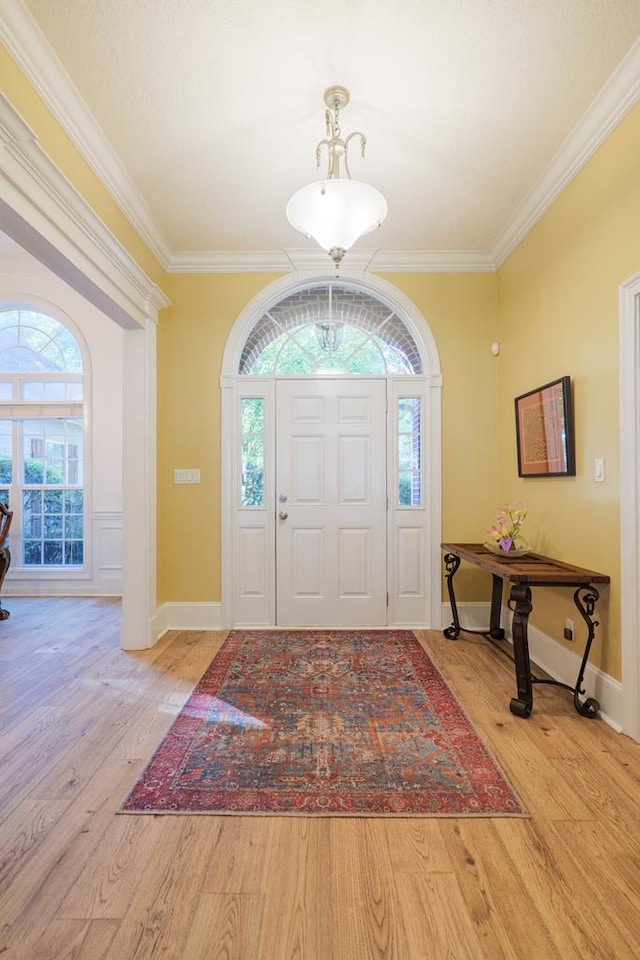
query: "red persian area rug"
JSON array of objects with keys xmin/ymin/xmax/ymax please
[{"xmin": 120, "ymin": 630, "xmax": 527, "ymax": 817}]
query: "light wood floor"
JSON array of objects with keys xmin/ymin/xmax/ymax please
[{"xmin": 1, "ymin": 598, "xmax": 640, "ymax": 959}]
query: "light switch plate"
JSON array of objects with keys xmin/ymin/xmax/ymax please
[
  {"xmin": 174, "ymin": 469, "xmax": 201, "ymax": 484},
  {"xmin": 594, "ymin": 458, "xmax": 605, "ymax": 482}
]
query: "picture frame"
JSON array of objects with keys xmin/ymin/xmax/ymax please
[{"xmin": 514, "ymin": 376, "xmax": 575, "ymax": 477}]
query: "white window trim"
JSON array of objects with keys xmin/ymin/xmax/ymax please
[{"xmin": 0, "ymin": 305, "xmax": 92, "ymax": 578}]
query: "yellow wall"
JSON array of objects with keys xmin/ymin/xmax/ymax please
[
  {"xmin": 157, "ymin": 271, "xmax": 499, "ymax": 604},
  {"xmin": 158, "ymin": 266, "xmax": 496, "ymax": 603},
  {"xmin": 496, "ymin": 101, "xmax": 640, "ymax": 678},
  {"xmin": 157, "ymin": 274, "xmax": 281, "ymax": 602}
]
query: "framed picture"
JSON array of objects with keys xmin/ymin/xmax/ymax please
[{"xmin": 514, "ymin": 376, "xmax": 575, "ymax": 477}]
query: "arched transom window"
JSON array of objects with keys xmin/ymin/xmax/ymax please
[
  {"xmin": 239, "ymin": 283, "xmax": 423, "ymax": 375},
  {"xmin": 0, "ymin": 308, "xmax": 85, "ymax": 568}
]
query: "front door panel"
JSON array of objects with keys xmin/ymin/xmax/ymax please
[{"xmin": 276, "ymin": 379, "xmax": 387, "ymax": 626}]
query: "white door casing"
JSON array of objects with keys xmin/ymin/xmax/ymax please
[
  {"xmin": 276, "ymin": 379, "xmax": 387, "ymax": 627},
  {"xmin": 223, "ymin": 371, "xmax": 439, "ymax": 629},
  {"xmin": 619, "ymin": 270, "xmax": 640, "ymax": 741},
  {"xmin": 220, "ymin": 273, "xmax": 443, "ymax": 630}
]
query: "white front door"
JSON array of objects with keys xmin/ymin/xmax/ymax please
[{"xmin": 276, "ymin": 379, "xmax": 387, "ymax": 627}]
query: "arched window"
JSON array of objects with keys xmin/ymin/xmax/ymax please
[
  {"xmin": 0, "ymin": 307, "xmax": 85, "ymax": 568},
  {"xmin": 239, "ymin": 283, "xmax": 423, "ymax": 375}
]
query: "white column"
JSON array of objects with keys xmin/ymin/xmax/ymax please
[
  {"xmin": 121, "ymin": 318, "xmax": 157, "ymax": 649},
  {"xmin": 619, "ymin": 272, "xmax": 640, "ymax": 740}
]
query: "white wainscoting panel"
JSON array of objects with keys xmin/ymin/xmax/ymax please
[
  {"xmin": 93, "ymin": 511, "xmax": 123, "ymax": 592},
  {"xmin": 4, "ymin": 510, "xmax": 122, "ymax": 596}
]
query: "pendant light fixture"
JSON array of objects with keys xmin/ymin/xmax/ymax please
[{"xmin": 286, "ymin": 86, "xmax": 387, "ymax": 270}]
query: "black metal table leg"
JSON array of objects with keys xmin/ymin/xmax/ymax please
[
  {"xmin": 571, "ymin": 586, "xmax": 600, "ymax": 718},
  {"xmin": 488, "ymin": 574, "xmax": 505, "ymax": 640},
  {"xmin": 443, "ymin": 555, "xmax": 505, "ymax": 642},
  {"xmin": 507, "ymin": 582, "xmax": 533, "ymax": 717},
  {"xmin": 443, "ymin": 552, "xmax": 462, "ymax": 638}
]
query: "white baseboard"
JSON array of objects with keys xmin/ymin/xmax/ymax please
[
  {"xmin": 153, "ymin": 602, "xmax": 223, "ymax": 638},
  {"xmin": 524, "ymin": 618, "xmax": 623, "ymax": 731},
  {"xmin": 440, "ymin": 601, "xmax": 493, "ymax": 632},
  {"xmin": 4, "ymin": 581, "xmax": 120, "ymax": 597},
  {"xmin": 441, "ymin": 602, "xmax": 623, "ymax": 731}
]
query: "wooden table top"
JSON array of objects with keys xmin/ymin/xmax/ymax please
[{"xmin": 441, "ymin": 542, "xmax": 610, "ymax": 585}]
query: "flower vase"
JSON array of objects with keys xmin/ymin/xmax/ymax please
[{"xmin": 483, "ymin": 540, "xmax": 531, "ymax": 559}]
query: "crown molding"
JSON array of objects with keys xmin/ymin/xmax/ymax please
[
  {"xmin": 284, "ymin": 247, "xmax": 379, "ymax": 274},
  {"xmin": 0, "ymin": 93, "xmax": 170, "ymax": 325},
  {"xmin": 491, "ymin": 36, "xmax": 640, "ymax": 267},
  {"xmin": 0, "ymin": 0, "xmax": 172, "ymax": 269},
  {"xmin": 168, "ymin": 247, "xmax": 496, "ymax": 274},
  {"xmin": 369, "ymin": 250, "xmax": 496, "ymax": 273},
  {"xmin": 168, "ymin": 247, "xmax": 383, "ymax": 275},
  {"xmin": 168, "ymin": 250, "xmax": 293, "ymax": 274}
]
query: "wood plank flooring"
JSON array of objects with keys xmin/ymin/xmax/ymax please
[{"xmin": 1, "ymin": 598, "xmax": 640, "ymax": 959}]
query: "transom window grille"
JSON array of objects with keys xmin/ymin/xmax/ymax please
[
  {"xmin": 0, "ymin": 308, "xmax": 85, "ymax": 569},
  {"xmin": 0, "ymin": 308, "xmax": 82, "ymax": 372},
  {"xmin": 239, "ymin": 284, "xmax": 422, "ymax": 376}
]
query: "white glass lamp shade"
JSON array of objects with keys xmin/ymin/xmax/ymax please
[{"xmin": 286, "ymin": 179, "xmax": 387, "ymax": 253}]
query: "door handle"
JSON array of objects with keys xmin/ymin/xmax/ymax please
[{"xmin": 278, "ymin": 510, "xmax": 289, "ymax": 520}]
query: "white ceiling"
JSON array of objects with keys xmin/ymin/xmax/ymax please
[{"xmin": 5, "ymin": 0, "xmax": 640, "ymax": 269}]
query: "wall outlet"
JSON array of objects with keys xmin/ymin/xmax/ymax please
[{"xmin": 564, "ymin": 617, "xmax": 575, "ymax": 642}]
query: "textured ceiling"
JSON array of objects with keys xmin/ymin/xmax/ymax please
[{"xmin": 14, "ymin": 0, "xmax": 640, "ymax": 259}]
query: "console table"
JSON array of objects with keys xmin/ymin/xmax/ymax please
[{"xmin": 441, "ymin": 542, "xmax": 610, "ymax": 718}]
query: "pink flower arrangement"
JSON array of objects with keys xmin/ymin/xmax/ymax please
[{"xmin": 487, "ymin": 503, "xmax": 528, "ymax": 554}]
